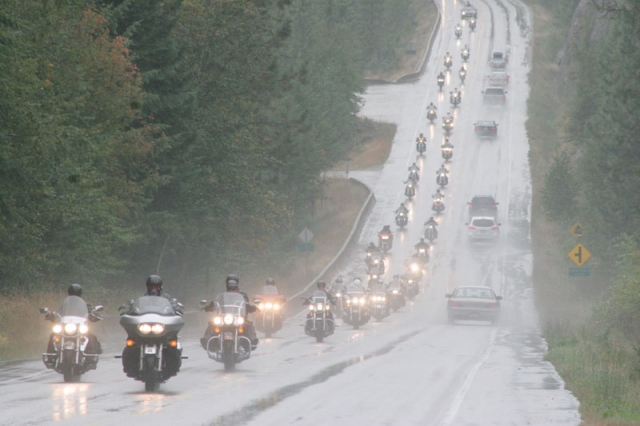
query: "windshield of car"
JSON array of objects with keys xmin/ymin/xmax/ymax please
[
  {"xmin": 471, "ymin": 218, "xmax": 496, "ymax": 227},
  {"xmin": 492, "ymin": 52, "xmax": 504, "ymax": 59},
  {"xmin": 485, "ymin": 88, "xmax": 504, "ymax": 95},
  {"xmin": 472, "ymin": 197, "xmax": 495, "ymax": 206},
  {"xmin": 454, "ymin": 288, "xmax": 495, "ymax": 298}
]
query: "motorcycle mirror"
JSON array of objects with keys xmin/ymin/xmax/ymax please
[
  {"xmin": 39, "ymin": 307, "xmax": 49, "ymax": 314},
  {"xmin": 176, "ymin": 302, "xmax": 185, "ymax": 308},
  {"xmin": 118, "ymin": 304, "xmax": 128, "ymax": 311},
  {"xmin": 199, "ymin": 300, "xmax": 209, "ymax": 306},
  {"xmin": 254, "ymin": 299, "xmax": 262, "ymax": 304},
  {"xmin": 94, "ymin": 305, "xmax": 104, "ymax": 312}
]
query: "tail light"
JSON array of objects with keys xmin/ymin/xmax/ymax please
[
  {"xmin": 468, "ymin": 225, "xmax": 476, "ymax": 230},
  {"xmin": 491, "ymin": 226, "xmax": 499, "ymax": 231},
  {"xmin": 449, "ymin": 301, "xmax": 462, "ymax": 307},
  {"xmin": 486, "ymin": 303, "xmax": 499, "ymax": 308}
]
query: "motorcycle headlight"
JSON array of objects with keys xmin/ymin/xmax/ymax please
[
  {"xmin": 213, "ymin": 316, "xmax": 223, "ymax": 325},
  {"xmin": 223, "ymin": 314, "xmax": 234, "ymax": 325},
  {"xmin": 359, "ymin": 298, "xmax": 366, "ymax": 305},
  {"xmin": 346, "ymin": 298, "xmax": 352, "ymax": 305},
  {"xmin": 53, "ymin": 324, "xmax": 62, "ymax": 334},
  {"xmin": 309, "ymin": 304, "xmax": 315, "ymax": 311},
  {"xmin": 138, "ymin": 323, "xmax": 152, "ymax": 334},
  {"xmin": 258, "ymin": 303, "xmax": 265, "ymax": 310},
  {"xmin": 64, "ymin": 323, "xmax": 78, "ymax": 334},
  {"xmin": 316, "ymin": 303, "xmax": 324, "ymax": 311},
  {"xmin": 79, "ymin": 324, "xmax": 89, "ymax": 334},
  {"xmin": 392, "ymin": 290, "xmax": 399, "ymax": 294},
  {"xmin": 381, "ymin": 297, "xmax": 386, "ymax": 302},
  {"xmin": 274, "ymin": 303, "xmax": 280, "ymax": 310},
  {"xmin": 237, "ymin": 317, "xmax": 245, "ymax": 325},
  {"xmin": 411, "ymin": 263, "xmax": 420, "ymax": 272},
  {"xmin": 151, "ymin": 324, "xmax": 165, "ymax": 334},
  {"xmin": 265, "ymin": 302, "xmax": 273, "ymax": 310},
  {"xmin": 336, "ymin": 292, "xmax": 342, "ymax": 298}
]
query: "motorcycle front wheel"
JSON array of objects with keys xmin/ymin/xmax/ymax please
[
  {"xmin": 143, "ymin": 356, "xmax": 160, "ymax": 392},
  {"xmin": 222, "ymin": 341, "xmax": 236, "ymax": 372},
  {"xmin": 62, "ymin": 351, "xmax": 80, "ymax": 383}
]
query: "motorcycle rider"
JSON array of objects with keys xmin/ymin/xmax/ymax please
[
  {"xmin": 462, "ymin": 45, "xmax": 470, "ymax": 57},
  {"xmin": 415, "ymin": 238, "xmax": 430, "ymax": 254},
  {"xmin": 444, "ymin": 52, "xmax": 452, "ymax": 64},
  {"xmin": 436, "ymin": 164, "xmax": 449, "ymax": 175},
  {"xmin": 425, "ymin": 216, "xmax": 439, "ymax": 228},
  {"xmin": 433, "ymin": 189, "xmax": 444, "ymax": 201},
  {"xmin": 366, "ymin": 242, "xmax": 380, "ymax": 259},
  {"xmin": 379, "ymin": 224, "xmax": 393, "ymax": 238},
  {"xmin": 437, "ymin": 71, "xmax": 445, "ymax": 86},
  {"xmin": 263, "ymin": 277, "xmax": 280, "ymax": 294},
  {"xmin": 408, "ymin": 162, "xmax": 420, "ymax": 173},
  {"xmin": 416, "ymin": 133, "xmax": 427, "ymax": 143},
  {"xmin": 451, "ymin": 87, "xmax": 461, "ymax": 102},
  {"xmin": 459, "ymin": 66, "xmax": 467, "ymax": 79},
  {"xmin": 443, "ymin": 111, "xmax": 453, "ymax": 123},
  {"xmin": 201, "ymin": 275, "xmax": 259, "ymax": 350},
  {"xmin": 395, "ymin": 203, "xmax": 409, "ymax": 215},
  {"xmin": 44, "ymin": 284, "xmax": 102, "ymax": 357},
  {"xmin": 145, "ymin": 275, "xmax": 183, "ymax": 315},
  {"xmin": 443, "ymin": 138, "xmax": 454, "ymax": 149},
  {"xmin": 427, "ymin": 102, "xmax": 437, "ymax": 112},
  {"xmin": 306, "ymin": 281, "xmax": 336, "ymax": 333}
]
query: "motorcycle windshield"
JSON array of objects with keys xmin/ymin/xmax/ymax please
[
  {"xmin": 347, "ymin": 284, "xmax": 365, "ymax": 294},
  {"xmin": 261, "ymin": 286, "xmax": 279, "ymax": 295},
  {"xmin": 310, "ymin": 290, "xmax": 328, "ymax": 304},
  {"xmin": 128, "ymin": 296, "xmax": 176, "ymax": 316},
  {"xmin": 57, "ymin": 296, "xmax": 89, "ymax": 317},
  {"xmin": 215, "ymin": 292, "xmax": 247, "ymax": 317}
]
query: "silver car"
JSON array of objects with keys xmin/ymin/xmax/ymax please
[
  {"xmin": 446, "ymin": 286, "xmax": 502, "ymax": 324},
  {"xmin": 488, "ymin": 70, "xmax": 509, "ymax": 86},
  {"xmin": 467, "ymin": 216, "xmax": 500, "ymax": 242}
]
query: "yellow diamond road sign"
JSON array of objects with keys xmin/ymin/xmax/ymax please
[{"xmin": 568, "ymin": 243, "xmax": 591, "ymax": 267}]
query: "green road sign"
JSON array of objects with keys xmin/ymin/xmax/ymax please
[{"xmin": 569, "ymin": 267, "xmax": 590, "ymax": 277}]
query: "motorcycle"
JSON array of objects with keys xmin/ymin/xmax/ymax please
[
  {"xmin": 379, "ymin": 231, "xmax": 393, "ymax": 253},
  {"xmin": 386, "ymin": 284, "xmax": 406, "ymax": 312},
  {"xmin": 40, "ymin": 299, "xmax": 104, "ymax": 383},
  {"xmin": 424, "ymin": 223, "xmax": 438, "ymax": 242},
  {"xmin": 369, "ymin": 292, "xmax": 390, "ymax": 322},
  {"xmin": 427, "ymin": 107, "xmax": 437, "ymax": 122},
  {"xmin": 402, "ymin": 275, "xmax": 421, "ymax": 300},
  {"xmin": 461, "ymin": 48, "xmax": 470, "ymax": 62},
  {"xmin": 395, "ymin": 211, "xmax": 408, "ymax": 228},
  {"xmin": 432, "ymin": 198, "xmax": 446, "ymax": 214},
  {"xmin": 442, "ymin": 116, "xmax": 454, "ymax": 134},
  {"xmin": 255, "ymin": 297, "xmax": 285, "ymax": 338},
  {"xmin": 455, "ymin": 26, "xmax": 462, "ymax": 39},
  {"xmin": 459, "ymin": 68, "xmax": 467, "ymax": 84},
  {"xmin": 342, "ymin": 289, "xmax": 370, "ymax": 330},
  {"xmin": 408, "ymin": 169, "xmax": 420, "ymax": 183},
  {"xmin": 416, "ymin": 137, "xmax": 427, "ymax": 155},
  {"xmin": 444, "ymin": 55, "xmax": 453, "ymax": 70},
  {"xmin": 404, "ymin": 181, "xmax": 416, "ymax": 199},
  {"xmin": 119, "ymin": 296, "xmax": 185, "ymax": 390},
  {"xmin": 450, "ymin": 91, "xmax": 461, "ymax": 108},
  {"xmin": 469, "ymin": 18, "xmax": 476, "ymax": 31},
  {"xmin": 436, "ymin": 171, "xmax": 448, "ymax": 188},
  {"xmin": 437, "ymin": 75, "xmax": 445, "ymax": 90},
  {"xmin": 442, "ymin": 144, "xmax": 453, "ymax": 161},
  {"xmin": 367, "ymin": 254, "xmax": 385, "ymax": 276},
  {"xmin": 303, "ymin": 291, "xmax": 335, "ymax": 342}
]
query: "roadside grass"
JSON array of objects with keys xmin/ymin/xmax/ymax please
[
  {"xmin": 331, "ymin": 118, "xmax": 395, "ymax": 172},
  {"xmin": 525, "ymin": 0, "xmax": 640, "ymax": 424}
]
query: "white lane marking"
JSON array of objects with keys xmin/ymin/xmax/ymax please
[{"xmin": 440, "ymin": 328, "xmax": 498, "ymax": 425}]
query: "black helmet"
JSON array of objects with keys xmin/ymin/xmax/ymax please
[
  {"xmin": 146, "ymin": 275, "xmax": 163, "ymax": 288},
  {"xmin": 266, "ymin": 278, "xmax": 275, "ymax": 285},
  {"xmin": 226, "ymin": 274, "xmax": 240, "ymax": 291},
  {"xmin": 317, "ymin": 281, "xmax": 326, "ymax": 289},
  {"xmin": 68, "ymin": 283, "xmax": 82, "ymax": 297}
]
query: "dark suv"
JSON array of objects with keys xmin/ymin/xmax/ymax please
[{"xmin": 467, "ymin": 195, "xmax": 499, "ymax": 220}]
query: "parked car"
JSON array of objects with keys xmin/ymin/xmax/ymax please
[
  {"xmin": 474, "ymin": 120, "xmax": 498, "ymax": 139},
  {"xmin": 489, "ymin": 51, "xmax": 508, "ymax": 69},
  {"xmin": 461, "ymin": 3, "xmax": 477, "ymax": 19},
  {"xmin": 446, "ymin": 286, "xmax": 502, "ymax": 324},
  {"xmin": 467, "ymin": 195, "xmax": 499, "ymax": 219},
  {"xmin": 482, "ymin": 87, "xmax": 507, "ymax": 103},
  {"xmin": 466, "ymin": 216, "xmax": 501, "ymax": 242},
  {"xmin": 488, "ymin": 70, "xmax": 509, "ymax": 86}
]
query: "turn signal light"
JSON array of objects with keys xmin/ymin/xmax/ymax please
[
  {"xmin": 126, "ymin": 339, "xmax": 135, "ymax": 347},
  {"xmin": 239, "ymin": 328, "xmax": 244, "ymax": 334},
  {"xmin": 169, "ymin": 340, "xmax": 178, "ymax": 348}
]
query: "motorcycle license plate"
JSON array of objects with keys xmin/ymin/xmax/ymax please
[
  {"xmin": 144, "ymin": 345, "xmax": 157, "ymax": 355},
  {"xmin": 223, "ymin": 332, "xmax": 234, "ymax": 340},
  {"xmin": 63, "ymin": 341, "xmax": 75, "ymax": 350}
]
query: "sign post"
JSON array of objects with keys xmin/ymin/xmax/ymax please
[{"xmin": 298, "ymin": 228, "xmax": 314, "ymax": 279}]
